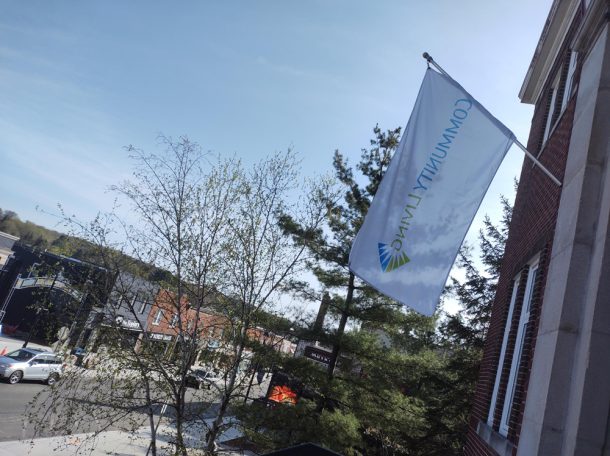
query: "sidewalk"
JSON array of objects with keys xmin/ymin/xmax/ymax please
[
  {"xmin": 0, "ymin": 419, "xmax": 257, "ymax": 455},
  {"xmin": 0, "ymin": 334, "xmax": 51, "ymax": 355}
]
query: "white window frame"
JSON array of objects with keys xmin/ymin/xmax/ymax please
[
  {"xmin": 138, "ymin": 299, "xmax": 148, "ymax": 315},
  {"xmin": 541, "ymin": 50, "xmax": 577, "ymax": 148},
  {"xmin": 130, "ymin": 294, "xmax": 138, "ymax": 310},
  {"xmin": 152, "ymin": 310, "xmax": 163, "ymax": 326},
  {"xmin": 170, "ymin": 313, "xmax": 179, "ymax": 328},
  {"xmin": 499, "ymin": 257, "xmax": 539, "ymax": 436},
  {"xmin": 542, "ymin": 74, "xmax": 560, "ymax": 144},
  {"xmin": 561, "ymin": 50, "xmax": 578, "ymax": 111},
  {"xmin": 487, "ymin": 275, "xmax": 521, "ymax": 426}
]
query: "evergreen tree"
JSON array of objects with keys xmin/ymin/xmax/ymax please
[
  {"xmin": 442, "ymin": 193, "xmax": 513, "ymax": 348},
  {"xmin": 430, "ymin": 193, "xmax": 513, "ymax": 453},
  {"xmin": 238, "ymin": 126, "xmax": 444, "ymax": 455},
  {"xmin": 280, "ymin": 124, "xmax": 406, "ymax": 373},
  {"xmin": 240, "ymin": 127, "xmax": 514, "ymax": 455}
]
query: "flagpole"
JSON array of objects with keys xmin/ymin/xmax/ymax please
[
  {"xmin": 512, "ymin": 139, "xmax": 562, "ymax": 187},
  {"xmin": 422, "ymin": 52, "xmax": 562, "ymax": 187}
]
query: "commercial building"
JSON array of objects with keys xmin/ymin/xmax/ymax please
[
  {"xmin": 0, "ymin": 243, "xmax": 110, "ymax": 341},
  {"xmin": 0, "ymin": 231, "xmax": 18, "ymax": 270},
  {"xmin": 83, "ymin": 271, "xmax": 159, "ymax": 351}
]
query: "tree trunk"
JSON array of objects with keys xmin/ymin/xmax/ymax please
[
  {"xmin": 144, "ymin": 380, "xmax": 157, "ymax": 456},
  {"xmin": 174, "ymin": 394, "xmax": 187, "ymax": 456},
  {"xmin": 327, "ymin": 272, "xmax": 354, "ymax": 380},
  {"xmin": 204, "ymin": 328, "xmax": 248, "ymax": 454}
]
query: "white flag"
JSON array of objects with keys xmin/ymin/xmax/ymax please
[{"xmin": 349, "ymin": 69, "xmax": 514, "ymax": 316}]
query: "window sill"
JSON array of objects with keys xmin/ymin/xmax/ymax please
[{"xmin": 476, "ymin": 420, "xmax": 516, "ymax": 456}]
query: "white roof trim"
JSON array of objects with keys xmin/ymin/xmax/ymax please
[
  {"xmin": 0, "ymin": 231, "xmax": 20, "ymax": 241},
  {"xmin": 519, "ymin": 0, "xmax": 580, "ymax": 105}
]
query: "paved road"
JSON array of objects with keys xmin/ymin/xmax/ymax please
[
  {"xmin": 0, "ymin": 377, "xmax": 208, "ymax": 442},
  {"xmin": 0, "ymin": 380, "xmax": 45, "ymax": 441},
  {"xmin": 0, "ymin": 372, "xmax": 269, "ymax": 442}
]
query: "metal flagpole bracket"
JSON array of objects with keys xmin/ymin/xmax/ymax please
[
  {"xmin": 422, "ymin": 52, "xmax": 449, "ymax": 77},
  {"xmin": 514, "ymin": 139, "xmax": 562, "ymax": 186},
  {"xmin": 421, "ymin": 51, "xmax": 562, "ymax": 187}
]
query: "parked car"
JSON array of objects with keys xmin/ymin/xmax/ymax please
[
  {"xmin": 184, "ymin": 368, "xmax": 222, "ymax": 389},
  {"xmin": 0, "ymin": 348, "xmax": 63, "ymax": 385}
]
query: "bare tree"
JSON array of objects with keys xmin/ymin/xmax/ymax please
[
  {"xmin": 28, "ymin": 136, "xmax": 241, "ymax": 456},
  {"xmin": 203, "ymin": 151, "xmax": 336, "ymax": 454},
  {"xmin": 26, "ymin": 139, "xmax": 335, "ymax": 456}
]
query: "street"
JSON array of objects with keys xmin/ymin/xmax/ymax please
[
  {"xmin": 0, "ymin": 369, "xmax": 270, "ymax": 443},
  {"xmin": 0, "ymin": 380, "xmax": 43, "ymax": 441},
  {"xmin": 0, "ymin": 376, "xmax": 208, "ymax": 442}
]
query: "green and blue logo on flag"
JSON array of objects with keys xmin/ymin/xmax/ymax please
[{"xmin": 378, "ymin": 242, "xmax": 410, "ymax": 272}]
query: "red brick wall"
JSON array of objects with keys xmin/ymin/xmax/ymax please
[
  {"xmin": 464, "ymin": 52, "xmax": 579, "ymax": 455},
  {"xmin": 146, "ymin": 289, "xmax": 190, "ymax": 335},
  {"xmin": 187, "ymin": 307, "xmax": 229, "ymax": 339}
]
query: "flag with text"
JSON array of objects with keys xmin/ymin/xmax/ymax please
[{"xmin": 349, "ymin": 68, "xmax": 514, "ymax": 316}]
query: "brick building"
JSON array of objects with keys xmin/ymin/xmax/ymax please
[
  {"xmin": 465, "ymin": 0, "xmax": 610, "ymax": 455},
  {"xmin": 144, "ymin": 289, "xmax": 233, "ymax": 363},
  {"xmin": 144, "ymin": 289, "xmax": 193, "ymax": 354}
]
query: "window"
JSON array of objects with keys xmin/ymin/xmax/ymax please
[
  {"xmin": 541, "ymin": 51, "xmax": 576, "ymax": 147},
  {"xmin": 561, "ymin": 51, "xmax": 578, "ymax": 110},
  {"xmin": 170, "ymin": 313, "xmax": 179, "ymax": 328},
  {"xmin": 129, "ymin": 294, "xmax": 138, "ymax": 310},
  {"xmin": 50, "ymin": 356, "xmax": 62, "ymax": 365},
  {"xmin": 152, "ymin": 310, "xmax": 163, "ymax": 326},
  {"xmin": 487, "ymin": 275, "xmax": 521, "ymax": 426},
  {"xmin": 542, "ymin": 74, "xmax": 560, "ymax": 144},
  {"xmin": 138, "ymin": 299, "xmax": 148, "ymax": 315},
  {"xmin": 499, "ymin": 258, "xmax": 539, "ymax": 436}
]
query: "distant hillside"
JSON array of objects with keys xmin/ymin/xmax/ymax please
[
  {"xmin": 0, "ymin": 208, "xmax": 172, "ymax": 281},
  {"xmin": 0, "ymin": 208, "xmax": 63, "ymax": 248}
]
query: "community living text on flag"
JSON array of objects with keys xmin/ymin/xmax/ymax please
[{"xmin": 349, "ymin": 68, "xmax": 514, "ymax": 316}]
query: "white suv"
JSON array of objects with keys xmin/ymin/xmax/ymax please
[{"xmin": 0, "ymin": 348, "xmax": 63, "ymax": 385}]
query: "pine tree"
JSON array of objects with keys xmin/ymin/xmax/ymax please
[
  {"xmin": 442, "ymin": 193, "xmax": 513, "ymax": 348},
  {"xmin": 428, "ymin": 193, "xmax": 513, "ymax": 454},
  {"xmin": 240, "ymin": 127, "xmax": 514, "ymax": 456},
  {"xmin": 238, "ymin": 126, "xmax": 442, "ymax": 455}
]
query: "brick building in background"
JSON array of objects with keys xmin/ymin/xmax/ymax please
[{"xmin": 465, "ymin": 0, "xmax": 610, "ymax": 455}]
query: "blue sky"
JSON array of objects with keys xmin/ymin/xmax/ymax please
[{"xmin": 1, "ymin": 0, "xmax": 552, "ymax": 239}]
